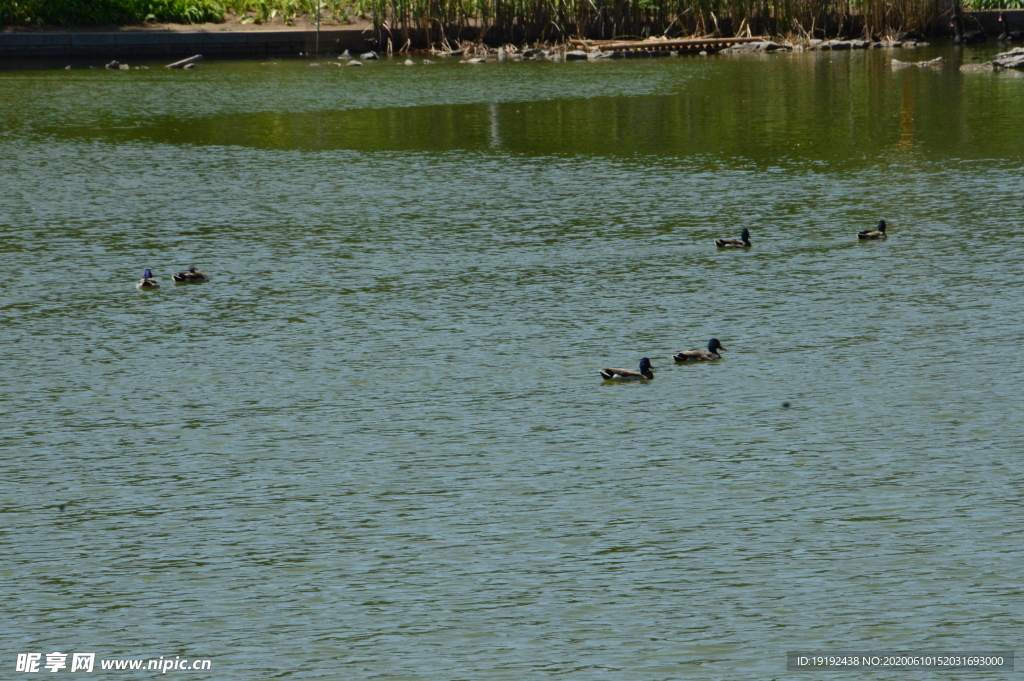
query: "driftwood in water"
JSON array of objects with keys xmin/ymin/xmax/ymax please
[
  {"xmin": 569, "ymin": 36, "xmax": 767, "ymax": 54},
  {"xmin": 165, "ymin": 54, "xmax": 204, "ymax": 69}
]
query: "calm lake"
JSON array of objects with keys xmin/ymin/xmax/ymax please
[{"xmin": 2, "ymin": 43, "xmax": 1023, "ymax": 679}]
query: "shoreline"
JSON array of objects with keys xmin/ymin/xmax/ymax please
[
  {"xmin": 0, "ymin": 27, "xmax": 376, "ymax": 60},
  {"xmin": 0, "ymin": 10, "xmax": 1019, "ymax": 61},
  {"xmin": 0, "ymin": 12, "xmax": 380, "ymax": 59}
]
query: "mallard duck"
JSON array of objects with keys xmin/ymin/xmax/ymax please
[
  {"xmin": 858, "ymin": 220, "xmax": 887, "ymax": 240},
  {"xmin": 715, "ymin": 228, "xmax": 751, "ymax": 248},
  {"xmin": 998, "ymin": 13, "xmax": 1024, "ymax": 41},
  {"xmin": 172, "ymin": 265, "xmax": 210, "ymax": 283},
  {"xmin": 136, "ymin": 269, "xmax": 159, "ymax": 290},
  {"xmin": 951, "ymin": 16, "xmax": 986, "ymax": 44},
  {"xmin": 673, "ymin": 338, "xmax": 725, "ymax": 362},
  {"xmin": 599, "ymin": 357, "xmax": 654, "ymax": 381}
]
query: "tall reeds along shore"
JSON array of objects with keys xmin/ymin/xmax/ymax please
[
  {"xmin": 2, "ymin": 0, "xmax": 1015, "ymax": 46},
  {"xmin": 365, "ymin": 0, "xmax": 970, "ymax": 47}
]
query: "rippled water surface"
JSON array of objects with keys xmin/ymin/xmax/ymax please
[{"xmin": 2, "ymin": 45, "xmax": 1024, "ymax": 679}]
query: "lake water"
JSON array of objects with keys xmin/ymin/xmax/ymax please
[{"xmin": 2, "ymin": 44, "xmax": 1023, "ymax": 679}]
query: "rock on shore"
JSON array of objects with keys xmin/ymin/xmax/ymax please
[{"xmin": 803, "ymin": 38, "xmax": 928, "ymax": 51}]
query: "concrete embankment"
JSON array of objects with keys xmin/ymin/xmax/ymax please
[{"xmin": 0, "ymin": 27, "xmax": 374, "ymax": 60}]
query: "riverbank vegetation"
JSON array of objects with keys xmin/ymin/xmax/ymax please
[
  {"xmin": 368, "ymin": 0, "xmax": 1023, "ymax": 44},
  {"xmin": 2, "ymin": 0, "xmax": 1020, "ymax": 42}
]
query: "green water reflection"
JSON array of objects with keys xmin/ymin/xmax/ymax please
[{"xmin": 4, "ymin": 48, "xmax": 1022, "ymax": 163}]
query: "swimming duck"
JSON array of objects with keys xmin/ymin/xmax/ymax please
[
  {"xmin": 858, "ymin": 220, "xmax": 887, "ymax": 240},
  {"xmin": 136, "ymin": 269, "xmax": 159, "ymax": 290},
  {"xmin": 998, "ymin": 13, "xmax": 1024, "ymax": 41},
  {"xmin": 715, "ymin": 228, "xmax": 751, "ymax": 248},
  {"xmin": 951, "ymin": 16, "xmax": 986, "ymax": 45},
  {"xmin": 172, "ymin": 265, "xmax": 210, "ymax": 283},
  {"xmin": 673, "ymin": 338, "xmax": 725, "ymax": 362},
  {"xmin": 599, "ymin": 357, "xmax": 654, "ymax": 381}
]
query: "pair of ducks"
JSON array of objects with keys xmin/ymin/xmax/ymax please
[
  {"xmin": 136, "ymin": 266, "xmax": 210, "ymax": 289},
  {"xmin": 600, "ymin": 339, "xmax": 726, "ymax": 381},
  {"xmin": 714, "ymin": 220, "xmax": 887, "ymax": 247}
]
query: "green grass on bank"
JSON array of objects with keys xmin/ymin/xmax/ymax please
[{"xmin": 0, "ymin": 0, "xmax": 356, "ymax": 27}]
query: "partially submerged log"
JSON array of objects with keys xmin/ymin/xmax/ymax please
[
  {"xmin": 891, "ymin": 56, "xmax": 943, "ymax": 68},
  {"xmin": 570, "ymin": 36, "xmax": 768, "ymax": 54},
  {"xmin": 720, "ymin": 40, "xmax": 791, "ymax": 53},
  {"xmin": 165, "ymin": 54, "xmax": 203, "ymax": 69}
]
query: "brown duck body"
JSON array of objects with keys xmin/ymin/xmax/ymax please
[
  {"xmin": 673, "ymin": 338, "xmax": 726, "ymax": 362},
  {"xmin": 172, "ymin": 266, "xmax": 210, "ymax": 283},
  {"xmin": 135, "ymin": 269, "xmax": 159, "ymax": 290}
]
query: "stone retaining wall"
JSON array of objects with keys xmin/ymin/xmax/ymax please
[{"xmin": 0, "ymin": 28, "xmax": 373, "ymax": 60}]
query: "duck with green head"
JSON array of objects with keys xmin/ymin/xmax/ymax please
[
  {"xmin": 136, "ymin": 269, "xmax": 159, "ymax": 290},
  {"xmin": 716, "ymin": 228, "xmax": 751, "ymax": 248},
  {"xmin": 600, "ymin": 358, "xmax": 654, "ymax": 381},
  {"xmin": 674, "ymin": 338, "xmax": 725, "ymax": 362},
  {"xmin": 858, "ymin": 220, "xmax": 887, "ymax": 240}
]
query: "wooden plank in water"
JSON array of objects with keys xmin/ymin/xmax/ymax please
[{"xmin": 570, "ymin": 36, "xmax": 768, "ymax": 53}]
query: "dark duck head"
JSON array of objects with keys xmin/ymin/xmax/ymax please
[
  {"xmin": 639, "ymin": 357, "xmax": 654, "ymax": 378},
  {"xmin": 143, "ymin": 269, "xmax": 153, "ymax": 279},
  {"xmin": 708, "ymin": 338, "xmax": 726, "ymax": 353}
]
